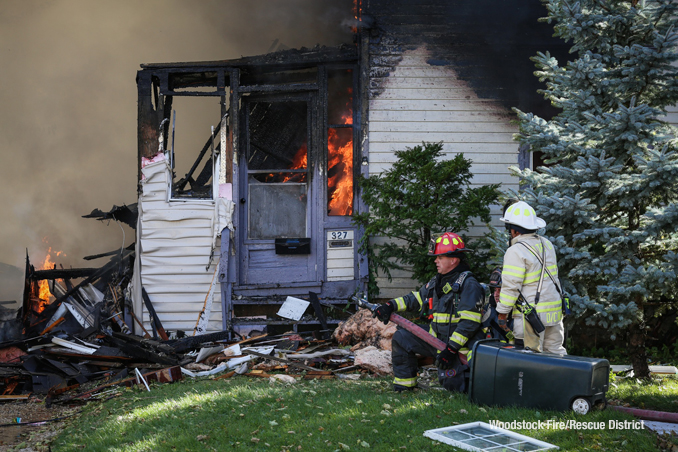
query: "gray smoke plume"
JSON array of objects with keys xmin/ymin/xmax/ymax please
[{"xmin": 0, "ymin": 0, "xmax": 353, "ymax": 301}]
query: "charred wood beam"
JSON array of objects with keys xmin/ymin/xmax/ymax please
[
  {"xmin": 176, "ymin": 120, "xmax": 222, "ymax": 191},
  {"xmin": 29, "ymin": 268, "xmax": 98, "ymax": 281},
  {"xmin": 83, "ymin": 249, "xmax": 123, "ymax": 261},
  {"xmin": 141, "ymin": 287, "xmax": 169, "ymax": 341},
  {"xmin": 239, "ymin": 83, "xmax": 318, "ymax": 93},
  {"xmin": 139, "ymin": 44, "xmax": 358, "ymax": 70},
  {"xmin": 169, "ymin": 329, "xmax": 232, "ymax": 353},
  {"xmin": 45, "ymin": 249, "xmax": 134, "ymax": 320},
  {"xmin": 308, "ymin": 292, "xmax": 329, "ymax": 339},
  {"xmin": 104, "ymin": 335, "xmax": 177, "ymax": 365},
  {"xmin": 193, "ymin": 156, "xmax": 213, "ymax": 188},
  {"xmin": 82, "ymin": 204, "xmax": 138, "ymax": 230}
]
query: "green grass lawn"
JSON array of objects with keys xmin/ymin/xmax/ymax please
[{"xmin": 46, "ymin": 372, "xmax": 677, "ymax": 452}]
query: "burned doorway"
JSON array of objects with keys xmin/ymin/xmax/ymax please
[{"xmin": 238, "ymin": 93, "xmax": 319, "ymax": 286}]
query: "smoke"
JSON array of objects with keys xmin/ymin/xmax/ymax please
[{"xmin": 0, "ymin": 0, "xmax": 353, "ymax": 277}]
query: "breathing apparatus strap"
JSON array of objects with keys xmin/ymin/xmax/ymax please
[{"xmin": 518, "ymin": 238, "xmax": 564, "ymax": 299}]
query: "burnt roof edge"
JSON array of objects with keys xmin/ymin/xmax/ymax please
[{"xmin": 140, "ymin": 44, "xmax": 358, "ymax": 70}]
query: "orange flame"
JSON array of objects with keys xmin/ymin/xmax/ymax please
[
  {"xmin": 281, "ymin": 143, "xmax": 308, "ymax": 183},
  {"xmin": 352, "ymin": 0, "xmax": 362, "ymax": 33},
  {"xmin": 37, "ymin": 246, "xmax": 64, "ymax": 304},
  {"xmin": 328, "ymin": 102, "xmax": 354, "ymax": 215}
]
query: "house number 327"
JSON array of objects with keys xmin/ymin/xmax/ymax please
[{"xmin": 330, "ymin": 231, "xmax": 349, "ymax": 240}]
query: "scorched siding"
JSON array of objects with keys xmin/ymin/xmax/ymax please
[
  {"xmin": 137, "ymin": 156, "xmax": 223, "ymax": 335},
  {"xmin": 367, "ymin": 47, "xmax": 520, "ymax": 298}
]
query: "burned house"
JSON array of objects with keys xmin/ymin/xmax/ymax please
[{"xmin": 130, "ymin": 0, "xmax": 572, "ymax": 338}]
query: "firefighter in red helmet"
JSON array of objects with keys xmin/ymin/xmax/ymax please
[{"xmin": 373, "ymin": 232, "xmax": 485, "ymax": 393}]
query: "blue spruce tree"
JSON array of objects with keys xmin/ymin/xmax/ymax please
[{"xmin": 513, "ymin": 0, "xmax": 678, "ymax": 376}]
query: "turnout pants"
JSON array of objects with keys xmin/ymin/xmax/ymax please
[
  {"xmin": 513, "ymin": 316, "xmax": 567, "ymax": 354},
  {"xmin": 391, "ymin": 326, "xmax": 469, "ymax": 392}
]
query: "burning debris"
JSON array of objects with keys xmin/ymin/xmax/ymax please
[{"xmin": 0, "ymin": 234, "xmax": 395, "ymax": 405}]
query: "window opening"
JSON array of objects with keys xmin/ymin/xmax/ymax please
[
  {"xmin": 247, "ymin": 101, "xmax": 309, "ymax": 239},
  {"xmin": 168, "ymin": 96, "xmax": 223, "ymax": 199},
  {"xmin": 327, "ymin": 69, "xmax": 354, "ymax": 216}
]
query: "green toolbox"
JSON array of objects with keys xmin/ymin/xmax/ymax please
[{"xmin": 468, "ymin": 340, "xmax": 609, "ymax": 414}]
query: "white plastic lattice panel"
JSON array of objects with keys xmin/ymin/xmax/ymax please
[{"xmin": 423, "ymin": 421, "xmax": 558, "ymax": 451}]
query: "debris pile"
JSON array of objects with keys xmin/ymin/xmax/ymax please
[{"xmin": 1, "ymin": 262, "xmax": 394, "ymax": 404}]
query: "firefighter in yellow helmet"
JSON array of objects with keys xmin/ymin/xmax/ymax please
[
  {"xmin": 496, "ymin": 201, "xmax": 567, "ymax": 354},
  {"xmin": 373, "ymin": 232, "xmax": 486, "ymax": 392}
]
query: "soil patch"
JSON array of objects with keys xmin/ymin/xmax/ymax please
[{"xmin": 0, "ymin": 398, "xmax": 80, "ymax": 451}]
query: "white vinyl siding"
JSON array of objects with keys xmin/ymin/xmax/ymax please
[
  {"xmin": 368, "ymin": 46, "xmax": 520, "ymax": 298},
  {"xmin": 136, "ymin": 157, "xmax": 223, "ymax": 334}
]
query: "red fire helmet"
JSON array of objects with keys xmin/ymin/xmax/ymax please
[{"xmin": 427, "ymin": 232, "xmax": 472, "ymax": 257}]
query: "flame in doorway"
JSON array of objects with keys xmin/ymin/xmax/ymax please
[
  {"xmin": 328, "ymin": 89, "xmax": 353, "ymax": 216},
  {"xmin": 281, "ymin": 143, "xmax": 308, "ymax": 183}
]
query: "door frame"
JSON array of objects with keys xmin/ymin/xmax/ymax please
[{"xmin": 235, "ymin": 90, "xmax": 323, "ymax": 288}]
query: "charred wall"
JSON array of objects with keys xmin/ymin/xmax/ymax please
[{"xmin": 363, "ymin": 0, "xmax": 571, "ymax": 118}]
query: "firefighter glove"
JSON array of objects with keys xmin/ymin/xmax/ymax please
[
  {"xmin": 435, "ymin": 343, "xmax": 457, "ymax": 370},
  {"xmin": 373, "ymin": 301, "xmax": 395, "ymax": 325}
]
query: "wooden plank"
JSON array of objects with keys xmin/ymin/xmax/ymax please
[
  {"xmin": 368, "ymin": 165, "xmax": 517, "ymax": 184},
  {"xmin": 370, "ymin": 109, "xmax": 513, "ymax": 122},
  {"xmin": 0, "ymin": 395, "xmax": 31, "ymax": 400},
  {"xmin": 142, "ymin": 287, "xmax": 169, "ymax": 340},
  {"xmin": 369, "ymin": 151, "xmax": 518, "ymax": 165},
  {"xmin": 368, "ymin": 141, "xmax": 519, "ymax": 154},
  {"xmin": 326, "ymin": 248, "xmax": 353, "ymax": 260},
  {"xmin": 369, "ymin": 131, "xmax": 515, "ymax": 144},
  {"xmin": 371, "ymin": 76, "xmax": 493, "ymax": 88},
  {"xmin": 373, "ymin": 161, "xmax": 518, "ymax": 176},
  {"xmin": 373, "ymin": 87, "xmax": 498, "ymax": 101},
  {"xmin": 369, "ymin": 99, "xmax": 507, "ymax": 112},
  {"xmin": 369, "ymin": 120, "xmax": 517, "ymax": 134},
  {"xmin": 326, "ymin": 258, "xmax": 354, "ymax": 269},
  {"xmin": 370, "ymin": 66, "xmax": 481, "ymax": 78},
  {"xmin": 327, "ymin": 268, "xmax": 354, "ymax": 278}
]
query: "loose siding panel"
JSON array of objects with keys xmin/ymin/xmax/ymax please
[
  {"xmin": 368, "ymin": 46, "xmax": 519, "ymax": 295},
  {"xmin": 137, "ymin": 158, "xmax": 223, "ymax": 334}
]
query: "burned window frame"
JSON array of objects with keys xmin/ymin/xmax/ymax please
[
  {"xmin": 137, "ymin": 49, "xmax": 360, "ymax": 212},
  {"xmin": 137, "ymin": 68, "xmax": 231, "ymax": 201},
  {"xmin": 243, "ymin": 93, "xmax": 313, "ymax": 240},
  {"xmin": 321, "ymin": 64, "xmax": 358, "ymax": 221}
]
